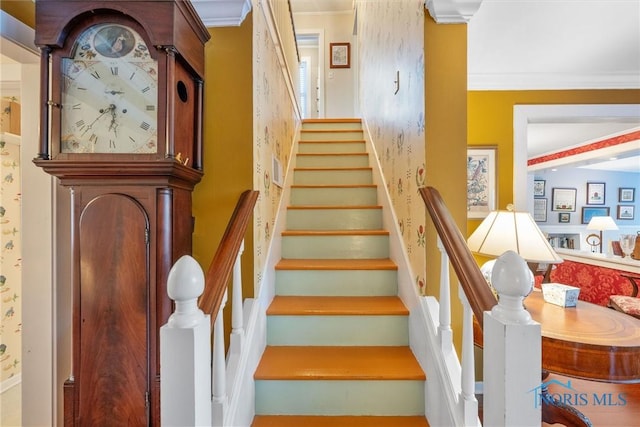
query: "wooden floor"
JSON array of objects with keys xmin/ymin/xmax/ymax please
[{"xmin": 252, "ymin": 415, "xmax": 430, "ymax": 427}]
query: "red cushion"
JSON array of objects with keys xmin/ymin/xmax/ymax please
[
  {"xmin": 609, "ymin": 295, "xmax": 640, "ymax": 318},
  {"xmin": 550, "ymin": 260, "xmax": 636, "ymax": 306}
]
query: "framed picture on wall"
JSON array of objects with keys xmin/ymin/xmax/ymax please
[
  {"xmin": 617, "ymin": 205, "xmax": 635, "ymax": 220},
  {"xmin": 330, "ymin": 42, "xmax": 350, "ymax": 68},
  {"xmin": 551, "ymin": 187, "xmax": 576, "ymax": 212},
  {"xmin": 581, "ymin": 206, "xmax": 610, "ymax": 224},
  {"xmin": 533, "ymin": 179, "xmax": 545, "ymax": 197},
  {"xmin": 466, "ymin": 146, "xmax": 497, "ymax": 219},
  {"xmin": 619, "ymin": 188, "xmax": 635, "ymax": 203},
  {"xmin": 559, "ymin": 212, "xmax": 570, "ymax": 223},
  {"xmin": 586, "ymin": 182, "xmax": 606, "ymax": 205},
  {"xmin": 533, "ymin": 198, "xmax": 547, "ymax": 222}
]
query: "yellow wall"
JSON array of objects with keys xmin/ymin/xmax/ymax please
[
  {"xmin": 424, "ymin": 16, "xmax": 468, "ymax": 350},
  {"xmin": 192, "ymin": 17, "xmax": 255, "ymax": 300},
  {"xmin": 467, "ymin": 90, "xmax": 640, "ymax": 235},
  {"xmin": 0, "ymin": 1, "xmax": 35, "ymax": 28}
]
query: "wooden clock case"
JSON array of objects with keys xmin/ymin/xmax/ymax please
[{"xmin": 33, "ymin": 1, "xmax": 210, "ymax": 425}]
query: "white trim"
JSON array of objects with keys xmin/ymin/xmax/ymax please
[
  {"xmin": 469, "ymin": 73, "xmax": 640, "ymax": 91},
  {"xmin": 0, "ymin": 373, "xmax": 21, "ymax": 393},
  {"xmin": 191, "ymin": 0, "xmax": 252, "ymax": 27}
]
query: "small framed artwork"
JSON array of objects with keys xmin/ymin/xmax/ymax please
[
  {"xmin": 330, "ymin": 42, "xmax": 350, "ymax": 68},
  {"xmin": 466, "ymin": 146, "xmax": 497, "ymax": 219},
  {"xmin": 586, "ymin": 182, "xmax": 606, "ymax": 205},
  {"xmin": 533, "ymin": 179, "xmax": 545, "ymax": 197},
  {"xmin": 551, "ymin": 187, "xmax": 577, "ymax": 212},
  {"xmin": 533, "ymin": 198, "xmax": 547, "ymax": 222},
  {"xmin": 559, "ymin": 212, "xmax": 570, "ymax": 223},
  {"xmin": 617, "ymin": 205, "xmax": 635, "ymax": 220},
  {"xmin": 619, "ymin": 188, "xmax": 635, "ymax": 203},
  {"xmin": 581, "ymin": 206, "xmax": 610, "ymax": 224}
]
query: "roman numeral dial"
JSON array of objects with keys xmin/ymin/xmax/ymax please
[{"xmin": 60, "ymin": 23, "xmax": 158, "ymax": 154}]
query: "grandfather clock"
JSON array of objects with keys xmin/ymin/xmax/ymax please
[{"xmin": 34, "ymin": 1, "xmax": 210, "ymax": 425}]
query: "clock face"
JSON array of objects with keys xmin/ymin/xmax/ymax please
[{"xmin": 61, "ymin": 23, "xmax": 158, "ymax": 154}]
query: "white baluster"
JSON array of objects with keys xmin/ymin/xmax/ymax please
[
  {"xmin": 230, "ymin": 240, "xmax": 245, "ymax": 356},
  {"xmin": 484, "ymin": 250, "xmax": 541, "ymax": 426},
  {"xmin": 161, "ymin": 255, "xmax": 211, "ymax": 427},
  {"xmin": 459, "ymin": 288, "xmax": 479, "ymax": 426},
  {"xmin": 436, "ymin": 236, "xmax": 453, "ymax": 351},
  {"xmin": 211, "ymin": 289, "xmax": 228, "ymax": 426}
]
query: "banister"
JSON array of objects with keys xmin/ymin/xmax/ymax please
[
  {"xmin": 199, "ymin": 189, "xmax": 259, "ymax": 326},
  {"xmin": 419, "ymin": 186, "xmax": 496, "ymax": 326}
]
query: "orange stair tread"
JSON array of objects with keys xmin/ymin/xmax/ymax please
[
  {"xmin": 297, "ymin": 152, "xmax": 368, "ymax": 156},
  {"xmin": 275, "ymin": 258, "xmax": 397, "ymax": 270},
  {"xmin": 267, "ymin": 296, "xmax": 408, "ymax": 315},
  {"xmin": 287, "ymin": 205, "xmax": 382, "ymax": 210},
  {"xmin": 282, "ymin": 229, "xmax": 388, "ymax": 236},
  {"xmin": 254, "ymin": 346, "xmax": 425, "ymax": 380},
  {"xmin": 302, "ymin": 118, "xmax": 362, "ymax": 123},
  {"xmin": 252, "ymin": 415, "xmax": 429, "ymax": 427},
  {"xmin": 299, "ymin": 140, "xmax": 365, "ymax": 143}
]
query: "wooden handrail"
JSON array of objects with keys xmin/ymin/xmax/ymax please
[
  {"xmin": 199, "ymin": 190, "xmax": 259, "ymax": 325},
  {"xmin": 419, "ymin": 186, "xmax": 497, "ymax": 326}
]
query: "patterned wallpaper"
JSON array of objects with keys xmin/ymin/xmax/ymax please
[
  {"xmin": 0, "ymin": 129, "xmax": 21, "ymax": 386},
  {"xmin": 252, "ymin": 0, "xmax": 299, "ymax": 287},
  {"xmin": 356, "ymin": 0, "xmax": 427, "ymax": 294}
]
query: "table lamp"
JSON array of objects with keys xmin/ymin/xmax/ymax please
[
  {"xmin": 467, "ymin": 205, "xmax": 563, "ymax": 264},
  {"xmin": 586, "ymin": 216, "xmax": 618, "ymax": 253}
]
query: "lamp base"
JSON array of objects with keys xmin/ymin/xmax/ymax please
[{"xmin": 586, "ymin": 232, "xmax": 602, "ymax": 253}]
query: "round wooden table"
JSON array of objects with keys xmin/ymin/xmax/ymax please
[{"xmin": 525, "ymin": 289, "xmax": 640, "ymax": 383}]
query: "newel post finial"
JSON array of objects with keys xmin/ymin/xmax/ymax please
[
  {"xmin": 167, "ymin": 255, "xmax": 205, "ymax": 328},
  {"xmin": 490, "ymin": 250, "xmax": 535, "ymax": 324}
]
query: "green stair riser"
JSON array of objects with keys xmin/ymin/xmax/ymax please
[
  {"xmin": 286, "ymin": 208, "xmax": 382, "ymax": 230},
  {"xmin": 296, "ymin": 154, "xmax": 370, "ymax": 168},
  {"xmin": 298, "ymin": 142, "xmax": 366, "ymax": 154},
  {"xmin": 290, "ymin": 187, "xmax": 378, "ymax": 206},
  {"xmin": 301, "ymin": 122, "xmax": 362, "ymax": 130},
  {"xmin": 255, "ymin": 380, "xmax": 425, "ymax": 416},
  {"xmin": 300, "ymin": 131, "xmax": 364, "ymax": 141},
  {"xmin": 275, "ymin": 270, "xmax": 398, "ymax": 296},
  {"xmin": 281, "ymin": 235, "xmax": 389, "ymax": 259},
  {"xmin": 267, "ymin": 315, "xmax": 409, "ymax": 346},
  {"xmin": 294, "ymin": 169, "xmax": 373, "ymax": 185}
]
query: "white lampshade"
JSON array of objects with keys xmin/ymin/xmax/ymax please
[
  {"xmin": 468, "ymin": 207, "xmax": 563, "ymax": 264},
  {"xmin": 586, "ymin": 216, "xmax": 618, "ymax": 231}
]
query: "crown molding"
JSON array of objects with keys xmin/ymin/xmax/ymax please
[
  {"xmin": 425, "ymin": 0, "xmax": 484, "ymax": 23},
  {"xmin": 191, "ymin": 0, "xmax": 252, "ymax": 27},
  {"xmin": 468, "ymin": 72, "xmax": 640, "ymax": 91}
]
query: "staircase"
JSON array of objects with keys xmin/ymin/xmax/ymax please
[{"xmin": 252, "ymin": 119, "xmax": 429, "ymax": 427}]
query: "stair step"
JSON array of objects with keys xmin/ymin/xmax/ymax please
[
  {"xmin": 296, "ymin": 152, "xmax": 370, "ymax": 167},
  {"xmin": 255, "ymin": 346, "xmax": 425, "ymax": 380},
  {"xmin": 252, "ymin": 415, "xmax": 429, "ymax": 427},
  {"xmin": 290, "ymin": 185, "xmax": 378, "ymax": 206},
  {"xmin": 266, "ymin": 296, "xmax": 409, "ymax": 345},
  {"xmin": 301, "ymin": 118, "xmax": 363, "ymax": 131},
  {"xmin": 286, "ymin": 205, "xmax": 383, "ymax": 230},
  {"xmin": 300, "ymin": 129, "xmax": 364, "ymax": 141},
  {"xmin": 267, "ymin": 296, "xmax": 408, "ymax": 315},
  {"xmin": 281, "ymin": 230, "xmax": 389, "ymax": 259},
  {"xmin": 254, "ymin": 347, "xmax": 425, "ymax": 415},
  {"xmin": 299, "ymin": 140, "xmax": 366, "ymax": 153},
  {"xmin": 293, "ymin": 167, "xmax": 373, "ymax": 185},
  {"xmin": 275, "ymin": 259, "xmax": 398, "ymax": 296}
]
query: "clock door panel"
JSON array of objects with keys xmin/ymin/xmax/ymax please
[{"xmin": 78, "ymin": 194, "xmax": 150, "ymax": 426}]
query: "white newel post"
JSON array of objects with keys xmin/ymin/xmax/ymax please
[
  {"xmin": 436, "ymin": 237, "xmax": 453, "ymax": 351},
  {"xmin": 161, "ymin": 255, "xmax": 212, "ymax": 427},
  {"xmin": 230, "ymin": 240, "xmax": 245, "ymax": 356},
  {"xmin": 483, "ymin": 250, "xmax": 541, "ymax": 426}
]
